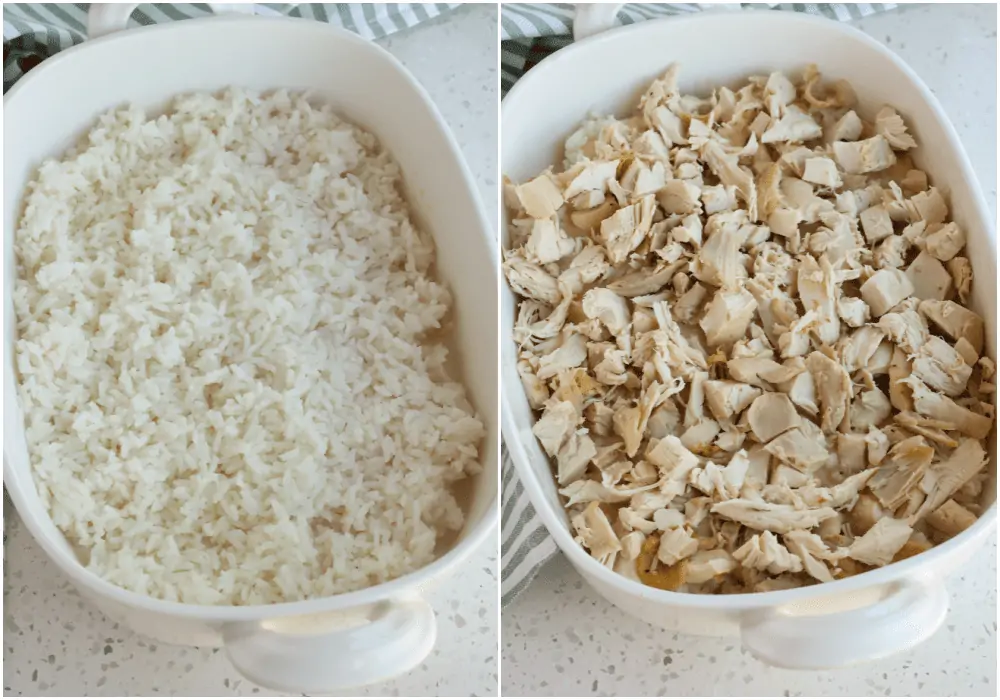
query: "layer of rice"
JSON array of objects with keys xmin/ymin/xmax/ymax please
[{"xmin": 14, "ymin": 89, "xmax": 485, "ymax": 605}]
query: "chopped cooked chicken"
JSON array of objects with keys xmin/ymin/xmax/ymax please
[
  {"xmin": 734, "ymin": 531, "xmax": 803, "ymax": 575},
  {"xmin": 700, "ymin": 289, "xmax": 757, "ymax": 348},
  {"xmin": 879, "ymin": 306, "xmax": 929, "ymax": 354},
  {"xmin": 912, "ymin": 438, "xmax": 989, "ymax": 522},
  {"xmin": 582, "ymin": 288, "xmax": 631, "ymax": 338},
  {"xmin": 924, "ymin": 222, "xmax": 965, "ymax": 262},
  {"xmin": 837, "ymin": 432, "xmax": 868, "ymax": 474},
  {"xmin": 645, "ymin": 434, "xmax": 699, "ymax": 475},
  {"xmin": 504, "ymin": 255, "xmax": 561, "ymax": 305},
  {"xmin": 673, "ymin": 282, "xmax": 710, "ymax": 325},
  {"xmin": 599, "ymin": 195, "xmax": 656, "ymax": 264},
  {"xmin": 906, "ymin": 250, "xmax": 953, "ymax": 301},
  {"xmin": 874, "ymin": 234, "xmax": 909, "ymax": 269},
  {"xmin": 925, "ymin": 499, "xmax": 977, "ymax": 538},
  {"xmin": 865, "ymin": 425, "xmax": 891, "ymax": 467},
  {"xmin": 919, "ymin": 299, "xmax": 984, "ymax": 354},
  {"xmin": 569, "ymin": 198, "xmax": 616, "ymax": 232},
  {"xmin": 700, "ymin": 140, "xmax": 757, "ymax": 219},
  {"xmin": 784, "ymin": 530, "xmax": 846, "ymax": 583},
  {"xmin": 556, "ymin": 432, "xmax": 597, "ymax": 486},
  {"xmin": 908, "ymin": 187, "xmax": 948, "ymax": 225},
  {"xmin": 860, "ymin": 268, "xmax": 914, "ymax": 317},
  {"xmin": 868, "ymin": 435, "xmax": 934, "ymax": 510},
  {"xmin": 797, "ymin": 255, "xmax": 840, "ymax": 344},
  {"xmin": 946, "ymin": 257, "xmax": 973, "ymax": 304},
  {"xmin": 806, "ymin": 351, "xmax": 851, "ymax": 433},
  {"xmin": 620, "ymin": 531, "xmax": 646, "ymax": 561},
  {"xmin": 505, "ymin": 64, "xmax": 993, "ymax": 597},
  {"xmin": 874, "ymin": 106, "xmax": 917, "ymax": 151},
  {"xmin": 765, "ymin": 427, "xmax": 831, "ymax": 473},
  {"xmin": 830, "ymin": 110, "xmax": 863, "ymax": 141},
  {"xmin": 608, "ymin": 261, "xmax": 682, "ymax": 297},
  {"xmin": 911, "ymin": 335, "xmax": 972, "ymax": 397},
  {"xmin": 525, "ymin": 217, "xmax": 577, "ymax": 264},
  {"xmin": 516, "ymin": 174, "xmax": 565, "ymax": 218},
  {"xmin": 536, "ymin": 333, "xmax": 588, "ymax": 379},
  {"xmin": 848, "ymin": 516, "xmax": 912, "ymax": 566},
  {"xmin": 712, "ymin": 499, "xmax": 838, "ymax": 534},
  {"xmin": 685, "ymin": 549, "xmax": 738, "ymax": 584},
  {"xmin": 562, "ymin": 160, "xmax": 619, "ymax": 200},
  {"xmin": 902, "ymin": 376, "xmax": 992, "ymax": 439},
  {"xmin": 761, "ymin": 106, "xmax": 822, "ymax": 144},
  {"xmin": 517, "ymin": 357, "xmax": 550, "ymax": 409},
  {"xmin": 704, "ymin": 380, "xmax": 761, "ymax": 421},
  {"xmin": 832, "ymin": 135, "xmax": 896, "ymax": 174},
  {"xmin": 850, "ymin": 386, "xmax": 892, "ymax": 431},
  {"xmin": 802, "ymin": 157, "xmax": 842, "ymax": 189},
  {"xmin": 838, "ymin": 325, "xmax": 886, "ymax": 373},
  {"xmin": 702, "ymin": 184, "xmax": 739, "ymax": 214},
  {"xmin": 657, "ymin": 179, "xmax": 701, "ymax": 215},
  {"xmin": 572, "ymin": 501, "xmax": 622, "ymax": 567},
  {"xmin": 658, "ymin": 526, "xmax": 699, "ymax": 566},
  {"xmin": 859, "ymin": 205, "xmax": 893, "ymax": 244},
  {"xmin": 614, "ymin": 382, "xmax": 667, "ymax": 457},
  {"xmin": 746, "ymin": 392, "xmax": 800, "ymax": 442},
  {"xmin": 531, "ymin": 401, "xmax": 579, "ymax": 456}
]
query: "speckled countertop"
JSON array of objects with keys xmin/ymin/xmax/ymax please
[
  {"xmin": 501, "ymin": 4, "xmax": 997, "ymax": 698},
  {"xmin": 2, "ymin": 5, "xmax": 499, "ymax": 697}
]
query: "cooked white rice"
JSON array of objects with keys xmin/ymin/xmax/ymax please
[{"xmin": 14, "ymin": 89, "xmax": 485, "ymax": 605}]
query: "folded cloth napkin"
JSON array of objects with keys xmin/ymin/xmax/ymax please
[
  {"xmin": 499, "ymin": 2, "xmax": 897, "ymax": 608},
  {"xmin": 3, "ymin": 3, "xmax": 459, "ymax": 92}
]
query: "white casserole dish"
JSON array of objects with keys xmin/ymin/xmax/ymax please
[
  {"xmin": 501, "ymin": 9, "xmax": 996, "ymax": 669},
  {"xmin": 3, "ymin": 5, "xmax": 497, "ymax": 693}
]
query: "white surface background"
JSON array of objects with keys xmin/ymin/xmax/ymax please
[
  {"xmin": 2, "ymin": 5, "xmax": 499, "ymax": 697},
  {"xmin": 500, "ymin": 3, "xmax": 997, "ymax": 697}
]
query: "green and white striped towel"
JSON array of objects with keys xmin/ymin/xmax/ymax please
[
  {"xmin": 500, "ymin": 2, "xmax": 898, "ymax": 608},
  {"xmin": 500, "ymin": 3, "xmax": 898, "ymax": 96},
  {"xmin": 3, "ymin": 3, "xmax": 460, "ymax": 93}
]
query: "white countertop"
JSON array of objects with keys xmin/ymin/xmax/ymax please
[
  {"xmin": 2, "ymin": 5, "xmax": 499, "ymax": 697},
  {"xmin": 501, "ymin": 4, "xmax": 997, "ymax": 698}
]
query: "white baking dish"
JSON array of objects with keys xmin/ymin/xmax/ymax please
[
  {"xmin": 3, "ymin": 6, "xmax": 497, "ymax": 694},
  {"xmin": 501, "ymin": 9, "xmax": 996, "ymax": 669}
]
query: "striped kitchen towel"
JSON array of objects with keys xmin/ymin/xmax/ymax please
[
  {"xmin": 499, "ymin": 2, "xmax": 898, "ymax": 608},
  {"xmin": 3, "ymin": 3, "xmax": 460, "ymax": 93},
  {"xmin": 500, "ymin": 3, "xmax": 898, "ymax": 95}
]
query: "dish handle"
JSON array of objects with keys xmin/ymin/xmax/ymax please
[
  {"xmin": 87, "ymin": 3, "xmax": 257, "ymax": 39},
  {"xmin": 740, "ymin": 578, "xmax": 948, "ymax": 669},
  {"xmin": 221, "ymin": 597, "xmax": 436, "ymax": 693}
]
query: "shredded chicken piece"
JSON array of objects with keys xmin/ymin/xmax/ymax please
[
  {"xmin": 712, "ymin": 499, "xmax": 838, "ymax": 534},
  {"xmin": 784, "ymin": 530, "xmax": 846, "ymax": 583},
  {"xmin": 505, "ymin": 64, "xmax": 994, "ymax": 596},
  {"xmin": 515, "ymin": 174, "xmax": 565, "ymax": 218},
  {"xmin": 925, "ymin": 499, "xmax": 977, "ymax": 538},
  {"xmin": 685, "ymin": 549, "xmax": 738, "ymax": 584},
  {"xmin": 571, "ymin": 501, "xmax": 622, "ymax": 568},
  {"xmin": 700, "ymin": 289, "xmax": 758, "ymax": 348},
  {"xmin": 765, "ymin": 427, "xmax": 831, "ymax": 473},
  {"xmin": 874, "ymin": 106, "xmax": 917, "ymax": 151},
  {"xmin": 848, "ymin": 516, "xmax": 912, "ymax": 566},
  {"xmin": 746, "ymin": 392, "xmax": 800, "ymax": 442},
  {"xmin": 734, "ymin": 531, "xmax": 803, "ymax": 575},
  {"xmin": 860, "ymin": 268, "xmax": 914, "ymax": 317},
  {"xmin": 832, "ymin": 135, "xmax": 896, "ymax": 174},
  {"xmin": 919, "ymin": 299, "xmax": 984, "ymax": 354},
  {"xmin": 912, "ymin": 438, "xmax": 989, "ymax": 522}
]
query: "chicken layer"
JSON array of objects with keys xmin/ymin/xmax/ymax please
[{"xmin": 503, "ymin": 64, "xmax": 995, "ymax": 594}]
